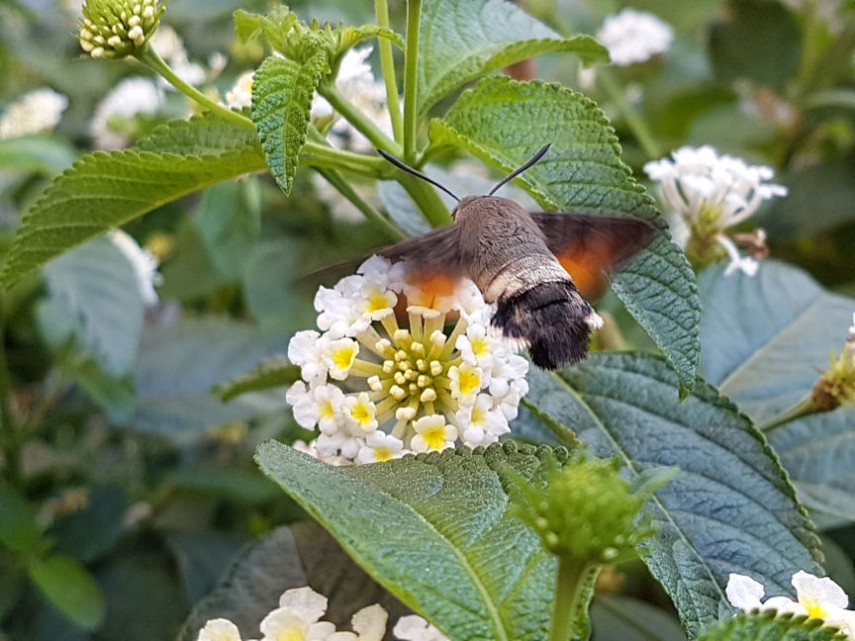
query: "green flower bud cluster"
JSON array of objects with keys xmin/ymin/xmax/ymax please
[
  {"xmin": 78, "ymin": 0, "xmax": 164, "ymax": 59},
  {"xmin": 511, "ymin": 455, "xmax": 658, "ymax": 564}
]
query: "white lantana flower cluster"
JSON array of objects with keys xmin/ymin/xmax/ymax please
[
  {"xmin": 0, "ymin": 88, "xmax": 69, "ymax": 139},
  {"xmin": 311, "ymin": 46, "xmax": 393, "ymax": 153},
  {"xmin": 90, "ymin": 77, "xmax": 164, "ymax": 149},
  {"xmin": 286, "ymin": 256, "xmax": 529, "ymax": 465},
  {"xmin": 196, "ymin": 586, "xmax": 447, "ymax": 641},
  {"xmin": 727, "ymin": 571, "xmax": 855, "ymax": 638},
  {"xmin": 597, "ymin": 8, "xmax": 674, "ymax": 66},
  {"xmin": 644, "ymin": 145, "xmax": 787, "ymax": 276}
]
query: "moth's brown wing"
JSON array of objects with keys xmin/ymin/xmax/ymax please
[
  {"xmin": 531, "ymin": 213, "xmax": 655, "ymax": 298},
  {"xmin": 380, "ymin": 225, "xmax": 468, "ymax": 299}
]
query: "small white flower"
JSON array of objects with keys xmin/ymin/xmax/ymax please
[
  {"xmin": 644, "ymin": 145, "xmax": 787, "ymax": 276},
  {"xmin": 448, "ymin": 362, "xmax": 484, "ymax": 406},
  {"xmin": 324, "ymin": 338, "xmax": 360, "ymax": 381},
  {"xmin": 90, "ymin": 77, "xmax": 164, "ymax": 149},
  {"xmin": 393, "ymin": 615, "xmax": 449, "ymax": 641},
  {"xmin": 107, "ymin": 230, "xmax": 160, "ymax": 306},
  {"xmin": 196, "ymin": 618, "xmax": 242, "ymax": 641},
  {"xmin": 726, "ymin": 571, "xmax": 855, "ymax": 638},
  {"xmin": 597, "ymin": 9, "xmax": 674, "ymax": 66},
  {"xmin": 411, "ymin": 415, "xmax": 457, "ymax": 453},
  {"xmin": 225, "ymin": 71, "xmax": 254, "ymax": 109},
  {"xmin": 0, "ymin": 88, "xmax": 68, "ymax": 139},
  {"xmin": 350, "ymin": 604, "xmax": 388, "ymax": 641},
  {"xmin": 357, "ymin": 431, "xmax": 404, "ymax": 464},
  {"xmin": 456, "ymin": 394, "xmax": 510, "ymax": 447},
  {"xmin": 288, "ymin": 330, "xmax": 330, "ymax": 383},
  {"xmin": 344, "ymin": 392, "xmax": 378, "ymax": 434}
]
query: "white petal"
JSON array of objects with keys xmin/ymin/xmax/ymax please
[
  {"xmin": 725, "ymin": 573, "xmax": 766, "ymax": 611},
  {"xmin": 351, "ymin": 603, "xmax": 388, "ymax": 641},
  {"xmin": 793, "ymin": 571, "xmax": 850, "ymax": 610},
  {"xmin": 278, "ymin": 586, "xmax": 328, "ymax": 622}
]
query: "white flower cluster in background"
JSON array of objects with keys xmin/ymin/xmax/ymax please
[
  {"xmin": 727, "ymin": 571, "xmax": 855, "ymax": 638},
  {"xmin": 310, "ymin": 46, "xmax": 393, "ymax": 153},
  {"xmin": 597, "ymin": 8, "xmax": 674, "ymax": 66},
  {"xmin": 90, "ymin": 77, "xmax": 164, "ymax": 149},
  {"xmin": 0, "ymin": 88, "xmax": 69, "ymax": 139},
  {"xmin": 644, "ymin": 145, "xmax": 787, "ymax": 276},
  {"xmin": 225, "ymin": 71, "xmax": 254, "ymax": 109},
  {"xmin": 150, "ymin": 25, "xmax": 207, "ymax": 87},
  {"xmin": 196, "ymin": 586, "xmax": 447, "ymax": 641},
  {"xmin": 286, "ymin": 255, "xmax": 529, "ymax": 465}
]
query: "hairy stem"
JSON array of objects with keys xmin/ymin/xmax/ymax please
[
  {"xmin": 375, "ymin": 0, "xmax": 404, "ymax": 142},
  {"xmin": 402, "ymin": 0, "xmax": 422, "ymax": 163},
  {"xmin": 318, "ymin": 85, "xmax": 401, "ymax": 155},
  {"xmin": 138, "ymin": 48, "xmax": 254, "ymax": 129},
  {"xmin": 550, "ymin": 558, "xmax": 598, "ymax": 641}
]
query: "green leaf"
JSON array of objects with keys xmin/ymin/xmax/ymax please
[
  {"xmin": 698, "ymin": 260, "xmax": 854, "ymax": 424},
  {"xmin": 256, "ymin": 441, "xmax": 566, "ymax": 641},
  {"xmin": 27, "ymin": 555, "xmax": 105, "ymax": 630},
  {"xmin": 523, "ymin": 352, "xmax": 822, "ymax": 637},
  {"xmin": 131, "ymin": 319, "xmax": 288, "ymax": 438},
  {"xmin": 217, "ymin": 357, "xmax": 299, "ymax": 402},
  {"xmin": 0, "ymin": 486, "xmax": 41, "ymax": 554},
  {"xmin": 233, "ymin": 7, "xmax": 298, "ymax": 54},
  {"xmin": 708, "ymin": 0, "xmax": 801, "ymax": 90},
  {"xmin": 339, "ymin": 24, "xmax": 404, "ymax": 50},
  {"xmin": 591, "ymin": 595, "xmax": 687, "ymax": 641},
  {"xmin": 696, "ymin": 610, "xmax": 847, "ymax": 641},
  {"xmin": 179, "ymin": 523, "xmax": 411, "ymax": 641},
  {"xmin": 417, "ymin": 0, "xmax": 607, "ymax": 115},
  {"xmin": 768, "ymin": 407, "xmax": 855, "ymax": 525},
  {"xmin": 42, "ymin": 235, "xmax": 146, "ymax": 376},
  {"xmin": 761, "ymin": 160, "xmax": 855, "ymax": 239},
  {"xmin": 51, "ymin": 486, "xmax": 129, "ymax": 564},
  {"xmin": 0, "ymin": 135, "xmax": 77, "ymax": 175},
  {"xmin": 0, "ymin": 115, "xmax": 265, "ymax": 291},
  {"xmin": 252, "ymin": 53, "xmax": 328, "ymax": 196},
  {"xmin": 429, "ymin": 77, "xmax": 700, "ymax": 397},
  {"xmin": 196, "ymin": 179, "xmax": 261, "ymax": 280}
]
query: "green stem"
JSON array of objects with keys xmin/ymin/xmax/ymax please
[
  {"xmin": 302, "ymin": 142, "xmax": 387, "ymax": 178},
  {"xmin": 596, "ymin": 68, "xmax": 661, "ymax": 159},
  {"xmin": 402, "ymin": 0, "xmax": 422, "ymax": 163},
  {"xmin": 550, "ymin": 558, "xmax": 597, "ymax": 641},
  {"xmin": 758, "ymin": 395, "xmax": 818, "ymax": 433},
  {"xmin": 0, "ymin": 313, "xmax": 20, "ymax": 484},
  {"xmin": 318, "ymin": 85, "xmax": 401, "ymax": 155},
  {"xmin": 375, "ymin": 0, "xmax": 404, "ymax": 143},
  {"xmin": 138, "ymin": 48, "xmax": 254, "ymax": 129},
  {"xmin": 314, "ymin": 168, "xmax": 405, "ymax": 242}
]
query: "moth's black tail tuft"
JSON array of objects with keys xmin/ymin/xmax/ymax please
[{"xmin": 492, "ymin": 281, "xmax": 598, "ymax": 370}]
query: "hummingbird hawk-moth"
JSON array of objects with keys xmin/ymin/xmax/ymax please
[{"xmin": 376, "ymin": 144, "xmax": 655, "ymax": 370}]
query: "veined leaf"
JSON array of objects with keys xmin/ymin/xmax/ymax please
[
  {"xmin": 179, "ymin": 523, "xmax": 410, "ymax": 640},
  {"xmin": 217, "ymin": 357, "xmax": 299, "ymax": 401},
  {"xmin": 252, "ymin": 53, "xmax": 328, "ymax": 196},
  {"xmin": 417, "ymin": 0, "xmax": 607, "ymax": 115},
  {"xmin": 524, "ymin": 352, "xmax": 822, "ymax": 638},
  {"xmin": 768, "ymin": 407, "xmax": 855, "ymax": 526},
  {"xmin": 42, "ymin": 235, "xmax": 147, "ymax": 376},
  {"xmin": 697, "ymin": 260, "xmax": 854, "ymax": 424},
  {"xmin": 696, "ymin": 610, "xmax": 847, "ymax": 641},
  {"xmin": 256, "ymin": 441, "xmax": 567, "ymax": 641},
  {"xmin": 0, "ymin": 115, "xmax": 265, "ymax": 291},
  {"xmin": 429, "ymin": 77, "xmax": 700, "ymax": 397}
]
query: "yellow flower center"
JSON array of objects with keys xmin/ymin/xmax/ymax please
[
  {"xmin": 366, "ymin": 289, "xmax": 393, "ymax": 314},
  {"xmin": 471, "ymin": 336, "xmax": 489, "ymax": 357},
  {"xmin": 332, "ymin": 344, "xmax": 357, "ymax": 370},
  {"xmin": 423, "ymin": 424, "xmax": 447, "ymax": 450},
  {"xmin": 804, "ymin": 600, "xmax": 827, "ymax": 619},
  {"xmin": 319, "ymin": 399, "xmax": 335, "ymax": 420},
  {"xmin": 374, "ymin": 446, "xmax": 394, "ymax": 462},
  {"xmin": 471, "ymin": 405, "xmax": 486, "ymax": 426},
  {"xmin": 458, "ymin": 367, "xmax": 480, "ymax": 396},
  {"xmin": 352, "ymin": 402, "xmax": 373, "ymax": 426}
]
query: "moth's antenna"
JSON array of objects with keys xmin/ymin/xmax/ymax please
[
  {"xmin": 488, "ymin": 144, "xmax": 551, "ymax": 196},
  {"xmin": 377, "ymin": 149, "xmax": 460, "ymax": 203}
]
